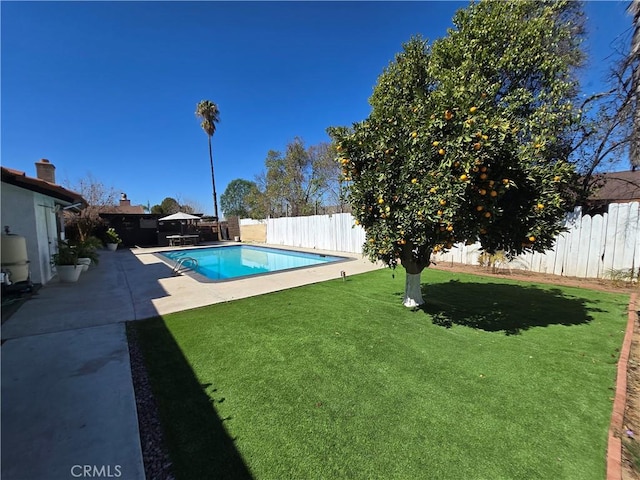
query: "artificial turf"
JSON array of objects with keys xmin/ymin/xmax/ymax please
[{"xmin": 133, "ymin": 267, "xmax": 630, "ymax": 480}]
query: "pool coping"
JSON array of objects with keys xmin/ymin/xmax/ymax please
[
  {"xmin": 152, "ymin": 244, "xmax": 354, "ymax": 284},
  {"xmin": 128, "ymin": 242, "xmax": 383, "ymax": 320}
]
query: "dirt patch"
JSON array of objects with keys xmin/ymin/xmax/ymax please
[{"xmin": 429, "ymin": 261, "xmax": 639, "ymax": 295}]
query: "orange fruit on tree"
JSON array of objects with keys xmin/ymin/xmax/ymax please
[
  {"xmin": 439, "ymin": 199, "xmax": 447, "ymax": 206},
  {"xmin": 411, "ymin": 178, "xmax": 418, "ymax": 184},
  {"xmin": 429, "ymin": 187, "xmax": 438, "ymax": 194},
  {"xmin": 480, "ymin": 166, "xmax": 487, "ymax": 172},
  {"xmin": 445, "ymin": 110, "xmax": 453, "ymax": 120},
  {"xmin": 446, "ymin": 225, "xmax": 454, "ymax": 232},
  {"xmin": 437, "ymin": 210, "xmax": 443, "ymax": 216},
  {"xmin": 490, "ymin": 190, "xmax": 498, "ymax": 197},
  {"xmin": 411, "ymin": 131, "xmax": 418, "ymax": 138},
  {"xmin": 473, "ymin": 142, "xmax": 482, "ymax": 150},
  {"xmin": 470, "ymin": 106, "xmax": 478, "ymax": 114},
  {"xmin": 479, "ymin": 189, "xmax": 487, "ymax": 195},
  {"xmin": 480, "ymin": 173, "xmax": 488, "ymax": 180},
  {"xmin": 432, "ymin": 141, "xmax": 440, "ymax": 147},
  {"xmin": 484, "ymin": 211, "xmax": 491, "ymax": 218},
  {"xmin": 378, "ymin": 198, "xmax": 384, "ymax": 204},
  {"xmin": 459, "ymin": 174, "xmax": 468, "ymax": 181},
  {"xmin": 502, "ymin": 178, "xmax": 509, "ymax": 185},
  {"xmin": 476, "ymin": 205, "xmax": 484, "ymax": 211},
  {"xmin": 528, "ymin": 235, "xmax": 536, "ymax": 242},
  {"xmin": 438, "ymin": 148, "xmax": 445, "ymax": 156}
]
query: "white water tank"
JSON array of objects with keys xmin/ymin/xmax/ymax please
[{"xmin": 1, "ymin": 234, "xmax": 30, "ymax": 284}]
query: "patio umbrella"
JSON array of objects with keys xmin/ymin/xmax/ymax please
[
  {"xmin": 159, "ymin": 212, "xmax": 202, "ymax": 235},
  {"xmin": 158, "ymin": 212, "xmax": 202, "ymax": 221}
]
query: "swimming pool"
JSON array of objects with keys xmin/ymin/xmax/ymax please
[{"xmin": 159, "ymin": 245, "xmax": 346, "ymax": 281}]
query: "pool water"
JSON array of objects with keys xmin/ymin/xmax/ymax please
[{"xmin": 160, "ymin": 245, "xmax": 345, "ymax": 281}]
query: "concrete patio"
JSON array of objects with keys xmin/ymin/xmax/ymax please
[{"xmin": 1, "ymin": 243, "xmax": 379, "ymax": 479}]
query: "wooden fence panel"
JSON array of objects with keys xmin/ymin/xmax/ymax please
[
  {"xmin": 617, "ymin": 202, "xmax": 639, "ymax": 272},
  {"xmin": 603, "ymin": 203, "xmax": 620, "ymax": 274},
  {"xmin": 264, "ymin": 203, "xmax": 639, "ymax": 278},
  {"xmin": 585, "ymin": 214, "xmax": 604, "ymax": 278}
]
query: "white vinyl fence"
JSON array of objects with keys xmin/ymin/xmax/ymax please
[
  {"xmin": 264, "ymin": 202, "xmax": 640, "ymax": 279},
  {"xmin": 267, "ymin": 213, "xmax": 366, "ymax": 254}
]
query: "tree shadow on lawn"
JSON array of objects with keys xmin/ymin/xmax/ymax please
[
  {"xmin": 132, "ymin": 317, "xmax": 253, "ymax": 480},
  {"xmin": 404, "ymin": 280, "xmax": 604, "ymax": 335}
]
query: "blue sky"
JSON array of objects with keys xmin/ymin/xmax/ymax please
[{"xmin": 1, "ymin": 1, "xmax": 635, "ymax": 216}]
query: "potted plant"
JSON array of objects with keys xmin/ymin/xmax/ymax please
[
  {"xmin": 52, "ymin": 240, "xmax": 82, "ymax": 283},
  {"xmin": 72, "ymin": 236, "xmax": 101, "ymax": 271},
  {"xmin": 105, "ymin": 228, "xmax": 122, "ymax": 251}
]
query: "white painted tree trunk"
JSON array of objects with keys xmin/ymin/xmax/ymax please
[{"xmin": 403, "ymin": 272, "xmax": 424, "ymax": 307}]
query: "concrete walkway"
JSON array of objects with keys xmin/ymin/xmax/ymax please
[
  {"xmin": 1, "ymin": 243, "xmax": 379, "ymax": 480},
  {"xmin": 2, "ymin": 250, "xmax": 144, "ymax": 480}
]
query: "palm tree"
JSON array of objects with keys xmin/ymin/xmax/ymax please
[{"xmin": 195, "ymin": 100, "xmax": 221, "ymax": 220}]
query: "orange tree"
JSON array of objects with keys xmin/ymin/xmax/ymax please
[{"xmin": 328, "ymin": 0, "xmax": 585, "ymax": 307}]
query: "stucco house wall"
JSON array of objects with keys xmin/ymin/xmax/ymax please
[
  {"xmin": 1, "ymin": 182, "xmax": 58, "ymax": 285},
  {"xmin": 2, "ymin": 160, "xmax": 85, "ymax": 286}
]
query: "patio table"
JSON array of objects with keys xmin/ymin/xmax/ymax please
[{"xmin": 166, "ymin": 234, "xmax": 200, "ymax": 247}]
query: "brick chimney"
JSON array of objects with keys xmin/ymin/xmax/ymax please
[
  {"xmin": 35, "ymin": 159, "xmax": 56, "ymax": 184},
  {"xmin": 120, "ymin": 192, "xmax": 131, "ymax": 207}
]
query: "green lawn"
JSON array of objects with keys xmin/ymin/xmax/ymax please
[{"xmin": 133, "ymin": 268, "xmax": 629, "ymax": 480}]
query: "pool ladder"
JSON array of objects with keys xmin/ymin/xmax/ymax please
[{"xmin": 172, "ymin": 257, "xmax": 198, "ymax": 275}]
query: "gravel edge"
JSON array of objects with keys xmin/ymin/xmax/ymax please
[{"xmin": 126, "ymin": 322, "xmax": 175, "ymax": 480}]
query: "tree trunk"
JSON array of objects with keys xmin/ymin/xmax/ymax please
[
  {"xmin": 208, "ymin": 136, "xmax": 220, "ymax": 238},
  {"xmin": 209, "ymin": 137, "xmax": 218, "ymax": 218},
  {"xmin": 403, "ymin": 272, "xmax": 424, "ymax": 307},
  {"xmin": 630, "ymin": 0, "xmax": 640, "ymax": 168},
  {"xmin": 399, "ymin": 243, "xmax": 431, "ymax": 308}
]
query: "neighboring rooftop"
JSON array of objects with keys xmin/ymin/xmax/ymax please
[
  {"xmin": 588, "ymin": 170, "xmax": 640, "ymax": 203},
  {"xmin": 98, "ymin": 193, "xmax": 146, "ymax": 214}
]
